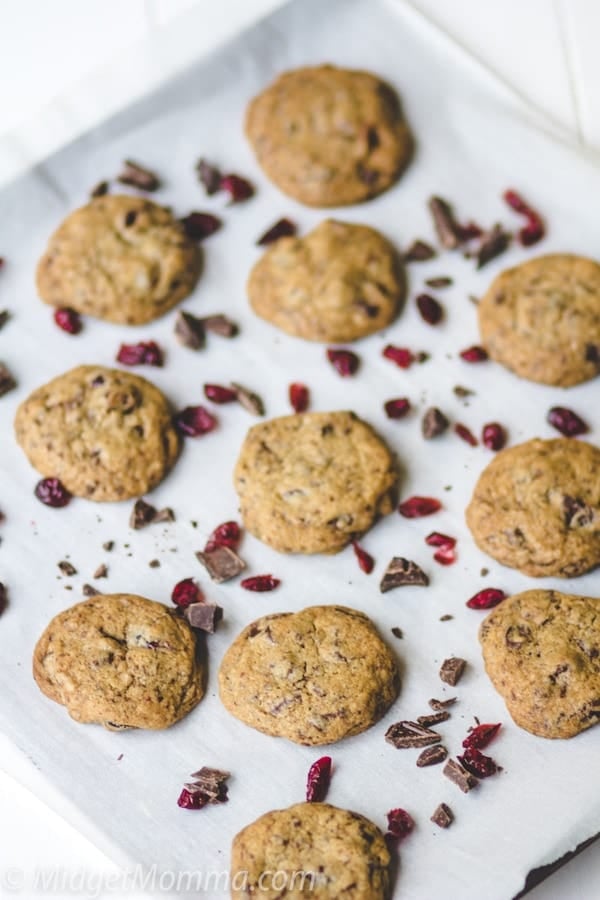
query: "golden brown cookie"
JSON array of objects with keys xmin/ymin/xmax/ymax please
[
  {"xmin": 33, "ymin": 593, "xmax": 203, "ymax": 729},
  {"xmin": 247, "ymin": 219, "xmax": 404, "ymax": 342},
  {"xmin": 219, "ymin": 605, "xmax": 399, "ymax": 745},
  {"xmin": 245, "ymin": 65, "xmax": 412, "ymax": 207},
  {"xmin": 36, "ymin": 194, "xmax": 201, "ymax": 325},
  {"xmin": 15, "ymin": 365, "xmax": 180, "ymax": 501},
  {"xmin": 465, "ymin": 438, "xmax": 600, "ymax": 577},
  {"xmin": 231, "ymin": 802, "xmax": 391, "ymax": 899},
  {"xmin": 480, "ymin": 589, "xmax": 600, "ymax": 738},
  {"xmin": 233, "ymin": 411, "xmax": 397, "ymax": 554},
  {"xmin": 478, "ymin": 254, "xmax": 600, "ymax": 386}
]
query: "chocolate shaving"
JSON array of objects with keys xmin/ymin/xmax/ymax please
[
  {"xmin": 429, "ymin": 697, "xmax": 457, "ymax": 711},
  {"xmin": 380, "ymin": 557, "xmax": 429, "ymax": 593},
  {"xmin": 231, "ymin": 382, "xmax": 264, "ymax": 416},
  {"xmin": 196, "ymin": 159, "xmax": 222, "ymax": 196},
  {"xmin": 186, "ymin": 766, "xmax": 230, "ymax": 803},
  {"xmin": 130, "ymin": 499, "xmax": 174, "ymax": 529},
  {"xmin": 428, "ymin": 197, "xmax": 461, "ymax": 249},
  {"xmin": 402, "ymin": 239, "xmax": 436, "ymax": 262},
  {"xmin": 385, "ymin": 720, "xmax": 442, "ymax": 749},
  {"xmin": 82, "ymin": 584, "xmax": 99, "ymax": 597},
  {"xmin": 475, "ymin": 224, "xmax": 511, "ymax": 269},
  {"xmin": 443, "ymin": 758, "xmax": 478, "ymax": 793},
  {"xmin": 93, "ymin": 564, "xmax": 108, "ymax": 579},
  {"xmin": 0, "ymin": 363, "xmax": 16, "ymax": 398},
  {"xmin": 430, "ymin": 802, "xmax": 454, "ymax": 827},
  {"xmin": 0, "ymin": 311, "xmax": 10, "ymax": 331},
  {"xmin": 425, "ymin": 276, "xmax": 453, "ymax": 288},
  {"xmin": 0, "ymin": 582, "xmax": 7, "ymax": 616},
  {"xmin": 563, "ymin": 495, "xmax": 595, "ymax": 528},
  {"xmin": 174, "ymin": 311, "xmax": 206, "ymax": 350},
  {"xmin": 90, "ymin": 180, "xmax": 109, "ymax": 198},
  {"xmin": 391, "ymin": 626, "xmax": 404, "ymax": 639},
  {"xmin": 201, "ymin": 314, "xmax": 239, "ymax": 338},
  {"xmin": 102, "ymin": 541, "xmax": 114, "ymax": 552},
  {"xmin": 417, "ymin": 711, "xmax": 450, "ymax": 727},
  {"xmin": 416, "ymin": 745, "xmax": 448, "ymax": 767},
  {"xmin": 117, "ymin": 159, "xmax": 161, "ymax": 192},
  {"xmin": 422, "ymin": 407, "xmax": 449, "ymax": 439},
  {"xmin": 58, "ymin": 561, "xmax": 77, "ymax": 577},
  {"xmin": 196, "ymin": 545, "xmax": 246, "ymax": 583},
  {"xmin": 439, "ymin": 657, "xmax": 466, "ymax": 686},
  {"xmin": 184, "ymin": 602, "xmax": 223, "ymax": 634}
]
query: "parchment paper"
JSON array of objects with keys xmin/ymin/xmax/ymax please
[{"xmin": 0, "ymin": 0, "xmax": 599, "ymax": 897}]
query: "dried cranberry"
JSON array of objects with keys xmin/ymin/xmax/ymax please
[
  {"xmin": 240, "ymin": 574, "xmax": 280, "ymax": 592},
  {"xmin": 117, "ymin": 341, "xmax": 163, "ymax": 367},
  {"xmin": 383, "ymin": 345, "xmax": 414, "ymax": 369},
  {"xmin": 398, "ymin": 496, "xmax": 441, "ymax": 518},
  {"xmin": 425, "ymin": 532, "xmax": 456, "ymax": 549},
  {"xmin": 171, "ymin": 578, "xmax": 203, "ymax": 608},
  {"xmin": 460, "ymin": 345, "xmax": 488, "ymax": 363},
  {"xmin": 482, "ymin": 422, "xmax": 507, "ymax": 451},
  {"xmin": 177, "ymin": 788, "xmax": 207, "ymax": 810},
  {"xmin": 327, "ymin": 348, "xmax": 360, "ymax": 376},
  {"xmin": 205, "ymin": 521, "xmax": 241, "ymax": 553},
  {"xmin": 180, "ymin": 211, "xmax": 222, "ymax": 241},
  {"xmin": 547, "ymin": 406, "xmax": 589, "ymax": 437},
  {"xmin": 203, "ymin": 383, "xmax": 238, "ymax": 404},
  {"xmin": 433, "ymin": 545, "xmax": 457, "ymax": 566},
  {"xmin": 384, "ymin": 397, "xmax": 411, "ymax": 419},
  {"xmin": 257, "ymin": 218, "xmax": 297, "ymax": 245},
  {"xmin": 457, "ymin": 747, "xmax": 498, "ymax": 779},
  {"xmin": 289, "ymin": 383, "xmax": 309, "ymax": 413},
  {"xmin": 503, "ymin": 189, "xmax": 545, "ymax": 246},
  {"xmin": 386, "ymin": 808, "xmax": 415, "ymax": 841},
  {"xmin": 352, "ymin": 540, "xmax": 374, "ymax": 574},
  {"xmin": 416, "ymin": 293, "xmax": 443, "ymax": 325},
  {"xmin": 463, "ymin": 722, "xmax": 501, "ymax": 750},
  {"xmin": 34, "ymin": 478, "xmax": 72, "ymax": 508},
  {"xmin": 456, "ymin": 221, "xmax": 484, "ymax": 242},
  {"xmin": 306, "ymin": 756, "xmax": 332, "ymax": 803},
  {"xmin": 454, "ymin": 423, "xmax": 478, "ymax": 446},
  {"xmin": 53, "ymin": 307, "xmax": 82, "ymax": 335},
  {"xmin": 174, "ymin": 405, "xmax": 217, "ymax": 437},
  {"xmin": 220, "ymin": 174, "xmax": 254, "ymax": 203},
  {"xmin": 467, "ymin": 588, "xmax": 506, "ymax": 610}
]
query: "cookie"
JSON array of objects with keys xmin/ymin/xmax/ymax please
[
  {"xmin": 33, "ymin": 593, "xmax": 203, "ymax": 729},
  {"xmin": 480, "ymin": 589, "xmax": 600, "ymax": 739},
  {"xmin": 478, "ymin": 254, "xmax": 600, "ymax": 387},
  {"xmin": 15, "ymin": 365, "xmax": 180, "ymax": 501},
  {"xmin": 466, "ymin": 438, "xmax": 600, "ymax": 577},
  {"xmin": 233, "ymin": 411, "xmax": 397, "ymax": 554},
  {"xmin": 231, "ymin": 802, "xmax": 391, "ymax": 899},
  {"xmin": 219, "ymin": 605, "xmax": 399, "ymax": 745},
  {"xmin": 248, "ymin": 219, "xmax": 404, "ymax": 342},
  {"xmin": 36, "ymin": 194, "xmax": 201, "ymax": 325},
  {"xmin": 245, "ymin": 64, "xmax": 412, "ymax": 207}
]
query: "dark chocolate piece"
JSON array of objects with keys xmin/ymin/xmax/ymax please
[
  {"xmin": 0, "ymin": 363, "xmax": 16, "ymax": 398},
  {"xmin": 417, "ymin": 711, "xmax": 451, "ymax": 727},
  {"xmin": 402, "ymin": 239, "xmax": 436, "ymax": 262},
  {"xmin": 439, "ymin": 657, "xmax": 466, "ymax": 686},
  {"xmin": 443, "ymin": 758, "xmax": 478, "ymax": 793},
  {"xmin": 422, "ymin": 406, "xmax": 449, "ymax": 439},
  {"xmin": 93, "ymin": 564, "xmax": 108, "ymax": 579},
  {"xmin": 82, "ymin": 584, "xmax": 99, "ymax": 597},
  {"xmin": 428, "ymin": 197, "xmax": 461, "ymax": 249},
  {"xmin": 58, "ymin": 561, "xmax": 77, "ymax": 576},
  {"xmin": 196, "ymin": 545, "xmax": 246, "ymax": 583},
  {"xmin": 184, "ymin": 602, "xmax": 223, "ymax": 634},
  {"xmin": 385, "ymin": 720, "xmax": 442, "ymax": 749},
  {"xmin": 174, "ymin": 311, "xmax": 206, "ymax": 350},
  {"xmin": 0, "ymin": 311, "xmax": 10, "ymax": 331},
  {"xmin": 475, "ymin": 224, "xmax": 511, "ymax": 269},
  {"xmin": 90, "ymin": 181, "xmax": 109, "ymax": 198},
  {"xmin": 130, "ymin": 499, "xmax": 174, "ymax": 530},
  {"xmin": 196, "ymin": 159, "xmax": 222, "ymax": 196},
  {"xmin": 429, "ymin": 697, "xmax": 457, "ymax": 711},
  {"xmin": 416, "ymin": 745, "xmax": 448, "ymax": 767},
  {"xmin": 201, "ymin": 314, "xmax": 239, "ymax": 338},
  {"xmin": 430, "ymin": 802, "xmax": 454, "ymax": 827},
  {"xmin": 380, "ymin": 557, "xmax": 429, "ymax": 592},
  {"xmin": 102, "ymin": 541, "xmax": 114, "ymax": 552},
  {"xmin": 391, "ymin": 627, "xmax": 404, "ymax": 639}
]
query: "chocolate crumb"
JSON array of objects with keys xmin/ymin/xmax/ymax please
[
  {"xmin": 385, "ymin": 720, "xmax": 442, "ymax": 749},
  {"xmin": 174, "ymin": 311, "xmax": 206, "ymax": 350},
  {"xmin": 428, "ymin": 197, "xmax": 461, "ymax": 249},
  {"xmin": 425, "ymin": 276, "xmax": 453, "ymax": 288},
  {"xmin": 103, "ymin": 541, "xmax": 114, "ymax": 552},
  {"xmin": 402, "ymin": 239, "xmax": 436, "ymax": 263},
  {"xmin": 453, "ymin": 385, "xmax": 474, "ymax": 398},
  {"xmin": 117, "ymin": 159, "xmax": 161, "ymax": 192},
  {"xmin": 93, "ymin": 564, "xmax": 108, "ymax": 579},
  {"xmin": 475, "ymin": 224, "xmax": 511, "ymax": 269},
  {"xmin": 196, "ymin": 159, "xmax": 222, "ymax": 196},
  {"xmin": 391, "ymin": 626, "xmax": 404, "ymax": 639},
  {"xmin": 90, "ymin": 180, "xmax": 109, "ymax": 198},
  {"xmin": 82, "ymin": 583, "xmax": 99, "ymax": 597},
  {"xmin": 422, "ymin": 406, "xmax": 449, "ymax": 439},
  {"xmin": 416, "ymin": 745, "xmax": 448, "ymax": 767},
  {"xmin": 429, "ymin": 697, "xmax": 457, "ymax": 711},
  {"xmin": 431, "ymin": 802, "xmax": 454, "ymax": 827},
  {"xmin": 148, "ymin": 559, "xmax": 161, "ymax": 568},
  {"xmin": 185, "ymin": 602, "xmax": 223, "ymax": 634},
  {"xmin": 153, "ymin": 507, "xmax": 175, "ymax": 525},
  {"xmin": 196, "ymin": 545, "xmax": 246, "ymax": 583},
  {"xmin": 201, "ymin": 314, "xmax": 239, "ymax": 338},
  {"xmin": 443, "ymin": 758, "xmax": 478, "ymax": 793},
  {"xmin": 58, "ymin": 561, "xmax": 77, "ymax": 576},
  {"xmin": 0, "ymin": 310, "xmax": 10, "ymax": 331},
  {"xmin": 231, "ymin": 382, "xmax": 264, "ymax": 417},
  {"xmin": 439, "ymin": 614, "xmax": 453, "ymax": 621},
  {"xmin": 130, "ymin": 499, "xmax": 174, "ymax": 530},
  {"xmin": 380, "ymin": 557, "xmax": 429, "ymax": 593},
  {"xmin": 0, "ymin": 582, "xmax": 7, "ymax": 616},
  {"xmin": 480, "ymin": 567, "xmax": 489, "ymax": 576},
  {"xmin": 418, "ymin": 711, "xmax": 451, "ymax": 727},
  {"xmin": 0, "ymin": 363, "xmax": 17, "ymax": 398},
  {"xmin": 439, "ymin": 657, "xmax": 466, "ymax": 686}
]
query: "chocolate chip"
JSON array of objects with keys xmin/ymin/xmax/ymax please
[
  {"xmin": 0, "ymin": 363, "xmax": 16, "ymax": 398},
  {"xmin": 102, "ymin": 541, "xmax": 114, "ymax": 552},
  {"xmin": 196, "ymin": 545, "xmax": 246, "ymax": 583},
  {"xmin": 0, "ymin": 310, "xmax": 10, "ymax": 331},
  {"xmin": 430, "ymin": 802, "xmax": 454, "ymax": 827},
  {"xmin": 58, "ymin": 561, "xmax": 77, "ymax": 576},
  {"xmin": 475, "ymin": 224, "xmax": 511, "ymax": 269},
  {"xmin": 380, "ymin": 557, "xmax": 429, "ymax": 593},
  {"xmin": 385, "ymin": 720, "xmax": 442, "ymax": 749},
  {"xmin": 174, "ymin": 311, "xmax": 206, "ymax": 350},
  {"xmin": 93, "ymin": 564, "xmax": 108, "ymax": 579},
  {"xmin": 196, "ymin": 158, "xmax": 222, "ymax": 196},
  {"xmin": 421, "ymin": 407, "xmax": 449, "ymax": 439},
  {"xmin": 416, "ymin": 745, "xmax": 448, "ymax": 767},
  {"xmin": 90, "ymin": 180, "xmax": 109, "ymax": 198},
  {"xmin": 117, "ymin": 159, "xmax": 161, "ymax": 192},
  {"xmin": 425, "ymin": 276, "xmax": 453, "ymax": 288},
  {"xmin": 201, "ymin": 314, "xmax": 239, "ymax": 338},
  {"xmin": 124, "ymin": 210, "xmax": 137, "ymax": 227},
  {"xmin": 439, "ymin": 657, "xmax": 466, "ymax": 686},
  {"xmin": 443, "ymin": 758, "xmax": 478, "ymax": 793},
  {"xmin": 184, "ymin": 602, "xmax": 223, "ymax": 634},
  {"xmin": 563, "ymin": 495, "xmax": 594, "ymax": 528},
  {"xmin": 82, "ymin": 583, "xmax": 99, "ymax": 597},
  {"xmin": 505, "ymin": 624, "xmax": 532, "ymax": 648},
  {"xmin": 402, "ymin": 239, "xmax": 436, "ymax": 263},
  {"xmin": 130, "ymin": 499, "xmax": 174, "ymax": 529},
  {"xmin": 428, "ymin": 197, "xmax": 461, "ymax": 249},
  {"xmin": 391, "ymin": 627, "xmax": 404, "ymax": 639},
  {"xmin": 231, "ymin": 382, "xmax": 265, "ymax": 417},
  {"xmin": 417, "ymin": 711, "xmax": 451, "ymax": 727}
]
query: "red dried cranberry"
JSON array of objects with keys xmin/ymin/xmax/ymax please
[
  {"xmin": 433, "ymin": 545, "xmax": 457, "ymax": 566},
  {"xmin": 352, "ymin": 540, "xmax": 374, "ymax": 574},
  {"xmin": 466, "ymin": 588, "xmax": 506, "ymax": 610},
  {"xmin": 457, "ymin": 747, "xmax": 498, "ymax": 778},
  {"xmin": 503, "ymin": 189, "xmax": 545, "ymax": 246},
  {"xmin": 482, "ymin": 422, "xmax": 507, "ymax": 451},
  {"xmin": 220, "ymin": 174, "xmax": 254, "ymax": 203},
  {"xmin": 174, "ymin": 405, "xmax": 217, "ymax": 437},
  {"xmin": 241, "ymin": 574, "xmax": 280, "ymax": 592},
  {"xmin": 386, "ymin": 808, "xmax": 415, "ymax": 841},
  {"xmin": 257, "ymin": 218, "xmax": 297, "ymax": 245},
  {"xmin": 306, "ymin": 756, "xmax": 332, "ymax": 803},
  {"xmin": 171, "ymin": 578, "xmax": 203, "ymax": 608},
  {"xmin": 34, "ymin": 478, "xmax": 72, "ymax": 508},
  {"xmin": 289, "ymin": 382, "xmax": 309, "ymax": 413},
  {"xmin": 117, "ymin": 341, "xmax": 163, "ymax": 367},
  {"xmin": 203, "ymin": 383, "xmax": 238, "ymax": 404},
  {"xmin": 205, "ymin": 520, "xmax": 241, "ymax": 553},
  {"xmin": 463, "ymin": 722, "xmax": 501, "ymax": 750},
  {"xmin": 547, "ymin": 406, "xmax": 589, "ymax": 437},
  {"xmin": 398, "ymin": 496, "xmax": 441, "ymax": 518},
  {"xmin": 454, "ymin": 423, "xmax": 478, "ymax": 446},
  {"xmin": 456, "ymin": 221, "xmax": 484, "ymax": 242},
  {"xmin": 383, "ymin": 345, "xmax": 414, "ymax": 369},
  {"xmin": 416, "ymin": 293, "xmax": 443, "ymax": 325},
  {"xmin": 177, "ymin": 788, "xmax": 208, "ymax": 809},
  {"xmin": 384, "ymin": 397, "xmax": 411, "ymax": 419},
  {"xmin": 327, "ymin": 348, "xmax": 360, "ymax": 377},
  {"xmin": 459, "ymin": 345, "xmax": 488, "ymax": 363},
  {"xmin": 180, "ymin": 211, "xmax": 222, "ymax": 241},
  {"xmin": 54, "ymin": 307, "xmax": 82, "ymax": 335},
  {"xmin": 425, "ymin": 532, "xmax": 456, "ymax": 549}
]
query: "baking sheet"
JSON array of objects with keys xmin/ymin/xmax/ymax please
[{"xmin": 1, "ymin": 0, "xmax": 599, "ymax": 897}]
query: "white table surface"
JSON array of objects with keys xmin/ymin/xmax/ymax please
[{"xmin": 1, "ymin": 1, "xmax": 599, "ymax": 897}]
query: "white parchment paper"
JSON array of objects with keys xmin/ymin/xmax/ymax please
[{"xmin": 1, "ymin": 1, "xmax": 599, "ymax": 897}]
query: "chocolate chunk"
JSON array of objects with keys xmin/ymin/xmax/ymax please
[
  {"xmin": 563, "ymin": 495, "xmax": 594, "ymax": 528},
  {"xmin": 422, "ymin": 406, "xmax": 449, "ymax": 439},
  {"xmin": 385, "ymin": 720, "xmax": 442, "ymax": 749},
  {"xmin": 505, "ymin": 624, "xmax": 532, "ymax": 648},
  {"xmin": 231, "ymin": 382, "xmax": 264, "ymax": 417},
  {"xmin": 429, "ymin": 697, "xmax": 457, "ymax": 711},
  {"xmin": 186, "ymin": 766, "xmax": 230, "ymax": 803},
  {"xmin": 117, "ymin": 159, "xmax": 161, "ymax": 192},
  {"xmin": 93, "ymin": 563, "xmax": 108, "ymax": 579},
  {"xmin": 475, "ymin": 224, "xmax": 511, "ymax": 269},
  {"xmin": 184, "ymin": 602, "xmax": 223, "ymax": 634},
  {"xmin": 153, "ymin": 507, "xmax": 175, "ymax": 525},
  {"xmin": 430, "ymin": 802, "xmax": 454, "ymax": 827},
  {"xmin": 0, "ymin": 363, "xmax": 16, "ymax": 398},
  {"xmin": 148, "ymin": 559, "xmax": 160, "ymax": 568},
  {"xmin": 585, "ymin": 344, "xmax": 600, "ymax": 365},
  {"xmin": 425, "ymin": 276, "xmax": 453, "ymax": 288},
  {"xmin": 428, "ymin": 197, "xmax": 461, "ymax": 249},
  {"xmin": 380, "ymin": 557, "xmax": 429, "ymax": 593},
  {"xmin": 196, "ymin": 158, "xmax": 222, "ymax": 196},
  {"xmin": 453, "ymin": 385, "xmax": 474, "ymax": 398},
  {"xmin": 417, "ymin": 711, "xmax": 450, "ymax": 727},
  {"xmin": 102, "ymin": 541, "xmax": 114, "ymax": 552},
  {"xmin": 439, "ymin": 657, "xmax": 466, "ymax": 686},
  {"xmin": 391, "ymin": 626, "xmax": 404, "ymax": 639},
  {"xmin": 174, "ymin": 311, "xmax": 206, "ymax": 350},
  {"xmin": 90, "ymin": 180, "xmax": 109, "ymax": 198},
  {"xmin": 82, "ymin": 583, "xmax": 99, "ymax": 597},
  {"xmin": 196, "ymin": 545, "xmax": 246, "ymax": 583},
  {"xmin": 130, "ymin": 499, "xmax": 174, "ymax": 529},
  {"xmin": 201, "ymin": 314, "xmax": 239, "ymax": 338},
  {"xmin": 0, "ymin": 582, "xmax": 7, "ymax": 616},
  {"xmin": 416, "ymin": 745, "xmax": 448, "ymax": 767},
  {"xmin": 443, "ymin": 758, "xmax": 478, "ymax": 793},
  {"xmin": 0, "ymin": 310, "xmax": 10, "ymax": 331},
  {"xmin": 58, "ymin": 561, "xmax": 77, "ymax": 576},
  {"xmin": 402, "ymin": 239, "xmax": 436, "ymax": 262},
  {"xmin": 439, "ymin": 614, "xmax": 453, "ymax": 621}
]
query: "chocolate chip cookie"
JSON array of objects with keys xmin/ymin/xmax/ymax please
[
  {"xmin": 33, "ymin": 593, "xmax": 203, "ymax": 729},
  {"xmin": 478, "ymin": 254, "xmax": 600, "ymax": 386},
  {"xmin": 234, "ymin": 411, "xmax": 397, "ymax": 554},
  {"xmin": 248, "ymin": 219, "xmax": 404, "ymax": 342},
  {"xmin": 245, "ymin": 65, "xmax": 412, "ymax": 207},
  {"xmin": 15, "ymin": 365, "xmax": 180, "ymax": 501},
  {"xmin": 466, "ymin": 438, "xmax": 600, "ymax": 577},
  {"xmin": 480, "ymin": 589, "xmax": 600, "ymax": 738},
  {"xmin": 36, "ymin": 194, "xmax": 201, "ymax": 325},
  {"xmin": 219, "ymin": 605, "xmax": 399, "ymax": 745},
  {"xmin": 231, "ymin": 802, "xmax": 391, "ymax": 899}
]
